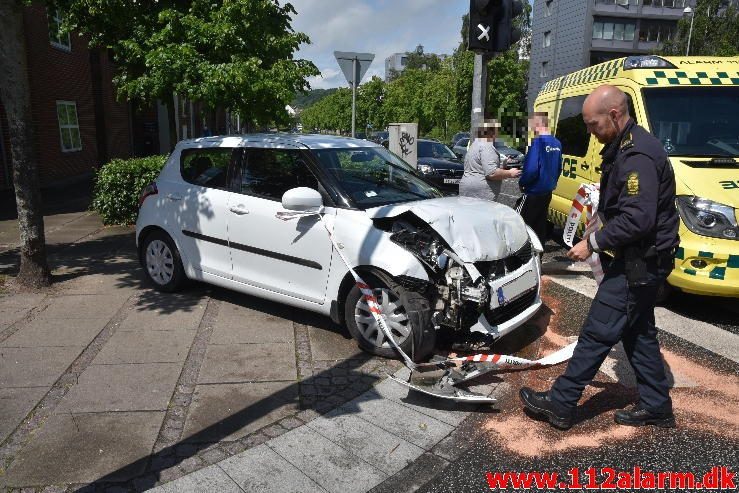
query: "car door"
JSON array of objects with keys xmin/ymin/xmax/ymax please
[
  {"xmin": 173, "ymin": 146, "xmax": 239, "ymax": 279},
  {"xmin": 227, "ymin": 146, "xmax": 335, "ymax": 304}
]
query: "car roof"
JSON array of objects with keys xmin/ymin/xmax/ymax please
[{"xmin": 180, "ymin": 133, "xmax": 383, "ymax": 150}]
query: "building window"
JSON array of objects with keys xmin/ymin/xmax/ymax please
[
  {"xmin": 540, "ymin": 62, "xmax": 549, "ymax": 78},
  {"xmin": 48, "ymin": 9, "xmax": 71, "ymax": 51},
  {"xmin": 643, "ymin": 0, "xmax": 687, "ymax": 7},
  {"xmin": 56, "ymin": 101, "xmax": 82, "ymax": 152},
  {"xmin": 401, "ymin": 57, "xmax": 408, "ymax": 67},
  {"xmin": 545, "ymin": 0, "xmax": 554, "ymax": 17},
  {"xmin": 639, "ymin": 20, "xmax": 676, "ymax": 42},
  {"xmin": 543, "ymin": 31, "xmax": 552, "ymax": 47},
  {"xmin": 593, "ymin": 19, "xmax": 636, "ymax": 41}
]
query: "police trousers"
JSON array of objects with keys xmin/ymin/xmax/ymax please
[{"xmin": 550, "ymin": 254, "xmax": 673, "ymax": 413}]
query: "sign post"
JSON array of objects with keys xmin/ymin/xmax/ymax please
[{"xmin": 334, "ymin": 51, "xmax": 375, "ymax": 138}]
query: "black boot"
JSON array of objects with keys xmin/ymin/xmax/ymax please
[
  {"xmin": 614, "ymin": 405, "xmax": 676, "ymax": 428},
  {"xmin": 519, "ymin": 387, "xmax": 574, "ymax": 430}
]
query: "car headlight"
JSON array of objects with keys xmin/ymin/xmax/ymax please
[
  {"xmin": 676, "ymin": 196, "xmax": 738, "ymax": 240},
  {"xmin": 417, "ymin": 164, "xmax": 435, "ymax": 175}
]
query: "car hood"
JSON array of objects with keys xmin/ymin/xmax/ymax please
[
  {"xmin": 418, "ymin": 157, "xmax": 464, "ymax": 169},
  {"xmin": 366, "ymin": 196, "xmax": 529, "ymax": 262}
]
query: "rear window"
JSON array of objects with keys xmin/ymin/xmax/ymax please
[{"xmin": 180, "ymin": 148, "xmax": 236, "ymax": 189}]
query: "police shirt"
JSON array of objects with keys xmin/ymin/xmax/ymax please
[{"xmin": 589, "ymin": 119, "xmax": 680, "ymax": 253}]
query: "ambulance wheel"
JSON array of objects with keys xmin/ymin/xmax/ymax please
[{"xmin": 344, "ymin": 274, "xmax": 435, "ymax": 362}]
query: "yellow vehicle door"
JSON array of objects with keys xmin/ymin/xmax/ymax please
[{"xmin": 549, "ymin": 93, "xmax": 601, "ymax": 227}]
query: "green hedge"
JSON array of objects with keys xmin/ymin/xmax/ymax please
[{"xmin": 92, "ymin": 155, "xmax": 168, "ymax": 225}]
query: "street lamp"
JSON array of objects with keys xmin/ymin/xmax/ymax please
[{"xmin": 683, "ymin": 6, "xmax": 694, "ymax": 56}]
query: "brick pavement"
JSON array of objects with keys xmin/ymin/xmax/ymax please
[{"xmin": 1, "ymin": 203, "xmax": 503, "ymax": 492}]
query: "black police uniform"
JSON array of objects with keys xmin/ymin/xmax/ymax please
[{"xmin": 549, "ymin": 118, "xmax": 680, "ymax": 414}]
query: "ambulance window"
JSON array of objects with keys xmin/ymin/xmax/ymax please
[{"xmin": 555, "ymin": 96, "xmax": 589, "ymax": 157}]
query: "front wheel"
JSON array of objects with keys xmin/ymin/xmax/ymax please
[
  {"xmin": 141, "ymin": 230, "xmax": 187, "ymax": 292},
  {"xmin": 344, "ymin": 274, "xmax": 435, "ymax": 362}
]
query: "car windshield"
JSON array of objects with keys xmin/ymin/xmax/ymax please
[
  {"xmin": 643, "ymin": 86, "xmax": 739, "ymax": 158},
  {"xmin": 418, "ymin": 141, "xmax": 458, "ymax": 160},
  {"xmin": 456, "ymin": 138, "xmax": 469, "ymax": 147},
  {"xmin": 494, "ymin": 140, "xmax": 516, "ymax": 153},
  {"xmin": 311, "ymin": 147, "xmax": 443, "ymax": 208}
]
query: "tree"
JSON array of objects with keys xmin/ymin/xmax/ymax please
[
  {"xmin": 1, "ymin": 0, "xmax": 318, "ymax": 289},
  {"xmin": 0, "ymin": 1, "xmax": 51, "ymax": 288},
  {"xmin": 661, "ymin": 0, "xmax": 738, "ymax": 56},
  {"xmin": 59, "ymin": 0, "xmax": 320, "ymax": 143}
]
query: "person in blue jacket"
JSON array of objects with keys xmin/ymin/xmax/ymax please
[{"xmin": 515, "ymin": 112, "xmax": 563, "ymax": 244}]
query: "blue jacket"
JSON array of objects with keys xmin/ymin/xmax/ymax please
[{"xmin": 519, "ymin": 134, "xmax": 563, "ymax": 195}]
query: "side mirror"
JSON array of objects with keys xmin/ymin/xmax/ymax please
[{"xmin": 281, "ymin": 187, "xmax": 323, "ymax": 212}]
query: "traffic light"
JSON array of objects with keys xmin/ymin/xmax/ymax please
[
  {"xmin": 492, "ymin": 0, "xmax": 524, "ymax": 53},
  {"xmin": 468, "ymin": 0, "xmax": 501, "ymax": 53}
]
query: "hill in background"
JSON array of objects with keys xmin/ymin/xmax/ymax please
[{"xmin": 292, "ymin": 88, "xmax": 338, "ymax": 110}]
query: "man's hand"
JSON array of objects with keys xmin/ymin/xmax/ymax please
[{"xmin": 567, "ymin": 239, "xmax": 592, "ymax": 262}]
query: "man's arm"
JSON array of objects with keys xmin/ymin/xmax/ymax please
[
  {"xmin": 518, "ymin": 138, "xmax": 540, "ymax": 188},
  {"xmin": 589, "ymin": 152, "xmax": 659, "ymax": 252}
]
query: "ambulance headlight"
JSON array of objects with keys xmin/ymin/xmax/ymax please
[{"xmin": 676, "ymin": 196, "xmax": 738, "ymax": 240}]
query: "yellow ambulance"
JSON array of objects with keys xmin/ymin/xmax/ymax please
[{"xmin": 535, "ymin": 55, "xmax": 739, "ymax": 298}]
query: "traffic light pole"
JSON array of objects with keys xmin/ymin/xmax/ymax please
[{"xmin": 470, "ymin": 52, "xmax": 488, "ymax": 136}]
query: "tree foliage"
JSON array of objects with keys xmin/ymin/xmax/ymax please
[
  {"xmin": 298, "ymin": 8, "xmax": 531, "ymax": 143},
  {"xmin": 55, "ymin": 0, "xmax": 320, "ymax": 127},
  {"xmin": 661, "ymin": 0, "xmax": 739, "ymax": 56}
]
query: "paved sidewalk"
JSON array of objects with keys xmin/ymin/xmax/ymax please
[{"xmin": 0, "ymin": 196, "xmax": 509, "ymax": 492}]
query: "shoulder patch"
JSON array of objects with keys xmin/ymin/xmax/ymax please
[
  {"xmin": 620, "ymin": 132, "xmax": 634, "ymax": 152},
  {"xmin": 626, "ymin": 171, "xmax": 639, "ymax": 196}
]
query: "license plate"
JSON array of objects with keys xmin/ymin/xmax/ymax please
[
  {"xmin": 443, "ymin": 178, "xmax": 460, "ymax": 184},
  {"xmin": 490, "ymin": 269, "xmax": 537, "ymax": 309}
]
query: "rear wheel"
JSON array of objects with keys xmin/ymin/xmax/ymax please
[
  {"xmin": 141, "ymin": 230, "xmax": 187, "ymax": 292},
  {"xmin": 344, "ymin": 274, "xmax": 435, "ymax": 362}
]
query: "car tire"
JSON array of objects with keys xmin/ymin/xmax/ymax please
[
  {"xmin": 344, "ymin": 274, "xmax": 436, "ymax": 362},
  {"xmin": 141, "ymin": 230, "xmax": 187, "ymax": 292}
]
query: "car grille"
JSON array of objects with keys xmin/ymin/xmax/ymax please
[
  {"xmin": 435, "ymin": 168, "xmax": 464, "ymax": 178},
  {"xmin": 474, "ymin": 241, "xmax": 533, "ymax": 279},
  {"xmin": 484, "ymin": 287, "xmax": 538, "ymax": 325}
]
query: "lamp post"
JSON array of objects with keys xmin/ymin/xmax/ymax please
[{"xmin": 683, "ymin": 6, "xmax": 694, "ymax": 56}]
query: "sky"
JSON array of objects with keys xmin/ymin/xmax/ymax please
[{"xmin": 289, "ymin": 0, "xmax": 470, "ymax": 90}]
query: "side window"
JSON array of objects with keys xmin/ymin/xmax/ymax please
[
  {"xmin": 555, "ymin": 95, "xmax": 589, "ymax": 157},
  {"xmin": 180, "ymin": 148, "xmax": 235, "ymax": 189},
  {"xmin": 240, "ymin": 149, "xmax": 318, "ymax": 201}
]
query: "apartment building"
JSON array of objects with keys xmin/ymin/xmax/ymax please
[{"xmin": 527, "ymin": 0, "xmax": 698, "ymax": 109}]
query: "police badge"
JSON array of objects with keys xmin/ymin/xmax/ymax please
[{"xmin": 626, "ymin": 172, "xmax": 640, "ymax": 196}]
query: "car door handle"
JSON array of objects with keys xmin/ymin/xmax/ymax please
[
  {"xmin": 167, "ymin": 193, "xmax": 183, "ymax": 201},
  {"xmin": 229, "ymin": 205, "xmax": 249, "ymax": 215},
  {"xmin": 594, "ymin": 166, "xmax": 602, "ymax": 174},
  {"xmin": 580, "ymin": 164, "xmax": 590, "ymax": 170}
]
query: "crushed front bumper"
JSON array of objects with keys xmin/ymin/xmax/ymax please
[{"xmin": 469, "ymin": 253, "xmax": 543, "ymax": 338}]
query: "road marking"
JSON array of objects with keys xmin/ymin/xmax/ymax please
[{"xmin": 546, "ymin": 272, "xmax": 739, "ymax": 364}]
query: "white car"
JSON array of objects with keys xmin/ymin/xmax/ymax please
[{"xmin": 136, "ymin": 134, "xmax": 543, "ymax": 361}]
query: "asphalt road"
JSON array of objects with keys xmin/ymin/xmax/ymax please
[{"xmin": 410, "ymin": 179, "xmax": 739, "ymax": 492}]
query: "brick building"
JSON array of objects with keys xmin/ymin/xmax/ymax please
[{"xmin": 0, "ymin": 5, "xmax": 161, "ymax": 190}]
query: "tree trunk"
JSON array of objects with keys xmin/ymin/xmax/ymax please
[
  {"xmin": 0, "ymin": 1, "xmax": 51, "ymax": 288},
  {"xmin": 165, "ymin": 94, "xmax": 178, "ymax": 151}
]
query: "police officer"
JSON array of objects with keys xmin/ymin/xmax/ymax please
[{"xmin": 519, "ymin": 85, "xmax": 680, "ymax": 430}]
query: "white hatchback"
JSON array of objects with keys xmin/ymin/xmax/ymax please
[{"xmin": 136, "ymin": 134, "xmax": 543, "ymax": 361}]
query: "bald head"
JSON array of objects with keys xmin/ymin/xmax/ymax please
[
  {"xmin": 582, "ymin": 85, "xmax": 631, "ymax": 144},
  {"xmin": 584, "ymin": 85, "xmax": 629, "ymax": 117}
]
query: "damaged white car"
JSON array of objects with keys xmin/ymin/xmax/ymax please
[{"xmin": 136, "ymin": 134, "xmax": 543, "ymax": 361}]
